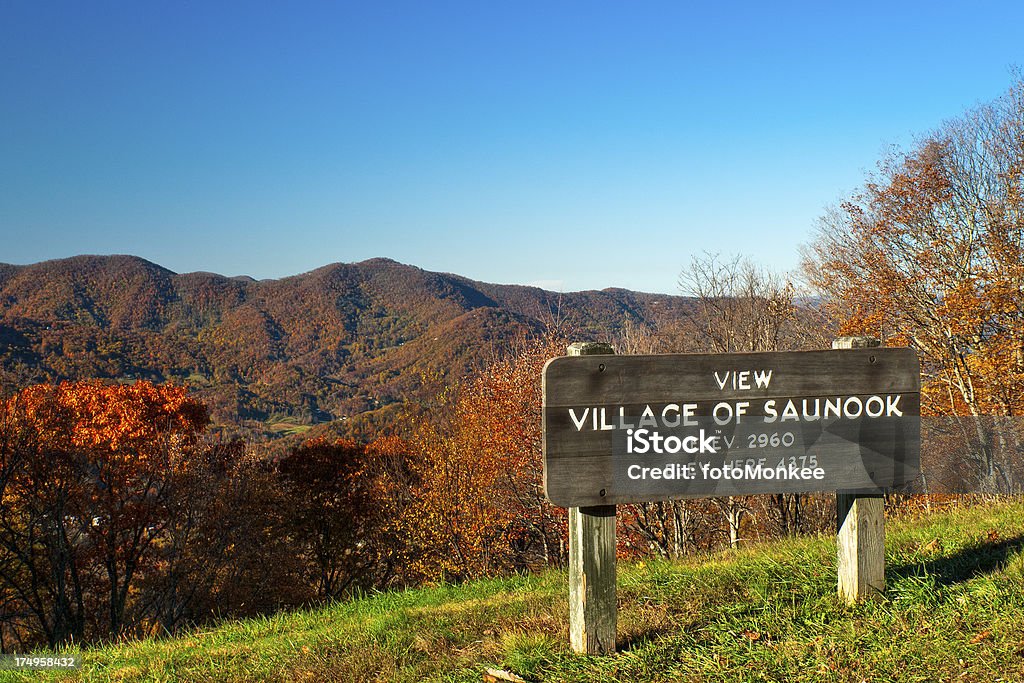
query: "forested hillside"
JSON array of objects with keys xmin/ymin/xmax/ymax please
[{"xmin": 0, "ymin": 255, "xmax": 685, "ymax": 437}]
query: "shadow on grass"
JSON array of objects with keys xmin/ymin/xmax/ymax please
[
  {"xmin": 616, "ymin": 610, "xmax": 705, "ymax": 653},
  {"xmin": 618, "ymin": 627, "xmax": 667, "ymax": 652},
  {"xmin": 889, "ymin": 534, "xmax": 1024, "ymax": 586}
]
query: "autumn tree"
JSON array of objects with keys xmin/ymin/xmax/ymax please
[
  {"xmin": 0, "ymin": 392, "xmax": 85, "ymax": 648},
  {"xmin": 399, "ymin": 336, "xmax": 569, "ymax": 581},
  {"xmin": 278, "ymin": 436, "xmax": 416, "ymax": 598},
  {"xmin": 803, "ymin": 77, "xmax": 1024, "ymax": 493},
  {"xmin": 139, "ymin": 440, "xmax": 307, "ymax": 634},
  {"xmin": 462, "ymin": 337, "xmax": 569, "ymax": 570},
  {"xmin": 0, "ymin": 381, "xmax": 209, "ymax": 645}
]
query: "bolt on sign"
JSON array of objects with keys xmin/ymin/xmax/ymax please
[{"xmin": 543, "ymin": 349, "xmax": 920, "ymax": 507}]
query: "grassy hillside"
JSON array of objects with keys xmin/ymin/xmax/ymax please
[{"xmin": 9, "ymin": 499, "xmax": 1024, "ymax": 682}]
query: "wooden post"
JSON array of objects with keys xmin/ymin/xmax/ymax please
[
  {"xmin": 566, "ymin": 341, "xmax": 617, "ymax": 654},
  {"xmin": 833, "ymin": 336, "xmax": 885, "ymax": 603}
]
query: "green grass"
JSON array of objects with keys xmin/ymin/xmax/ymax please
[
  {"xmin": 7, "ymin": 499, "xmax": 1024, "ymax": 682},
  {"xmin": 267, "ymin": 423, "xmax": 312, "ymax": 437},
  {"xmin": 266, "ymin": 418, "xmax": 312, "ymax": 437}
]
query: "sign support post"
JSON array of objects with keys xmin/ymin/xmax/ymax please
[
  {"xmin": 833, "ymin": 336, "xmax": 886, "ymax": 603},
  {"xmin": 566, "ymin": 341, "xmax": 617, "ymax": 655}
]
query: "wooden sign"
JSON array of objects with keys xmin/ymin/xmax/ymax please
[{"xmin": 543, "ymin": 348, "xmax": 920, "ymax": 507}]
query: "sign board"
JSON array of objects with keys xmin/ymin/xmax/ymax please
[{"xmin": 543, "ymin": 348, "xmax": 920, "ymax": 507}]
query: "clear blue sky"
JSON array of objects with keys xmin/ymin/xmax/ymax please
[{"xmin": 1, "ymin": 2, "xmax": 1022, "ymax": 294}]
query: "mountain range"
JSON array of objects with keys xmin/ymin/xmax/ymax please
[{"xmin": 0, "ymin": 255, "xmax": 688, "ymax": 440}]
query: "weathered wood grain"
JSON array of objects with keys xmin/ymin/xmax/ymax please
[
  {"xmin": 835, "ymin": 337, "xmax": 887, "ymax": 604},
  {"xmin": 543, "ymin": 348, "xmax": 919, "ymax": 406},
  {"xmin": 568, "ymin": 504, "xmax": 617, "ymax": 654},
  {"xmin": 543, "ymin": 348, "xmax": 920, "ymax": 507},
  {"xmin": 565, "ymin": 342, "xmax": 617, "ymax": 655},
  {"xmin": 837, "ymin": 492, "xmax": 885, "ymax": 601}
]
